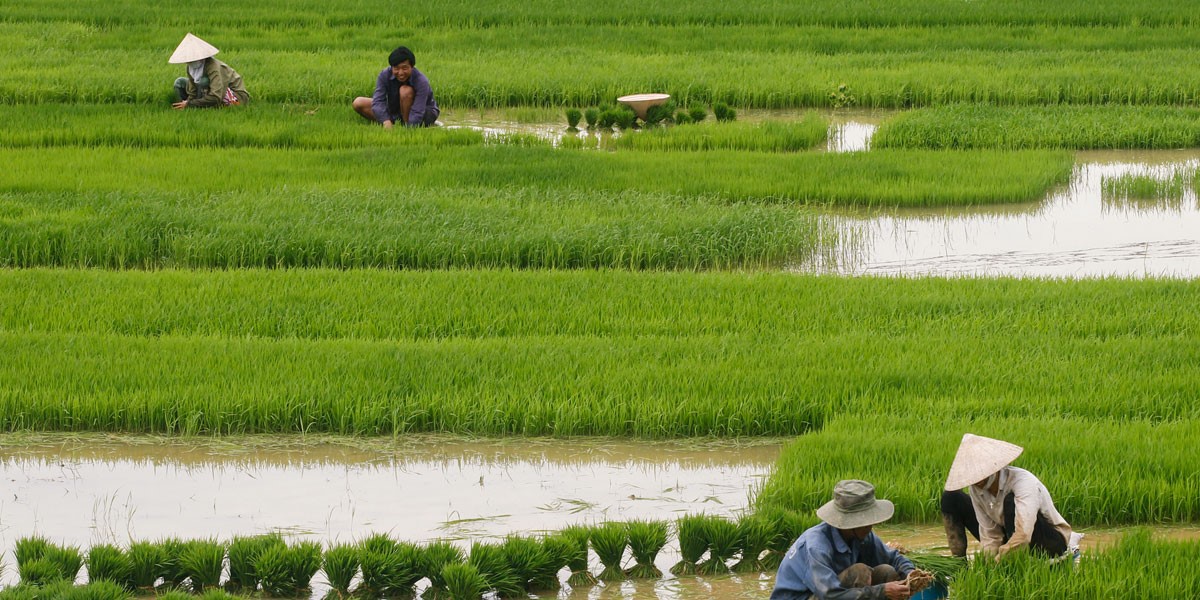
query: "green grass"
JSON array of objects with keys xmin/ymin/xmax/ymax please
[
  {"xmin": 874, "ymin": 105, "xmax": 1200, "ymax": 150},
  {"xmin": 610, "ymin": 117, "xmax": 828, "ymax": 152},
  {"xmin": 1101, "ymin": 170, "xmax": 1196, "ymax": 210}
]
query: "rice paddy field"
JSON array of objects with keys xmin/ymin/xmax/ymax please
[{"xmin": 3, "ymin": 0, "xmax": 1200, "ymax": 597}]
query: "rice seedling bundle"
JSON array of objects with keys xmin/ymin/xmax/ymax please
[
  {"xmin": 154, "ymin": 538, "xmax": 191, "ymax": 590},
  {"xmin": 557, "ymin": 526, "xmax": 596, "ymax": 588},
  {"xmin": 466, "ymin": 542, "xmax": 522, "ymax": 599},
  {"xmin": 696, "ymin": 516, "xmax": 739, "ymax": 575},
  {"xmin": 356, "ymin": 536, "xmax": 422, "ymax": 598},
  {"xmin": 536, "ymin": 534, "xmax": 575, "ymax": 590},
  {"xmin": 419, "ymin": 541, "xmax": 466, "ymax": 597},
  {"xmin": 440, "ymin": 563, "xmax": 489, "ymax": 600},
  {"xmin": 906, "ymin": 552, "xmax": 965, "ymax": 589},
  {"xmin": 85, "ymin": 545, "xmax": 132, "ymax": 590},
  {"xmin": 564, "ymin": 108, "xmax": 582, "ymax": 129},
  {"xmin": 18, "ymin": 560, "xmax": 64, "ymax": 587},
  {"xmin": 14, "ymin": 538, "xmax": 51, "ymax": 570},
  {"xmin": 496, "ymin": 536, "xmax": 558, "ymax": 592},
  {"xmin": 730, "ymin": 514, "xmax": 774, "ymax": 573},
  {"xmin": 40, "ymin": 545, "xmax": 84, "ymax": 586},
  {"xmin": 588, "ymin": 523, "xmax": 628, "ymax": 582},
  {"xmin": 757, "ymin": 508, "xmax": 818, "ymax": 570},
  {"xmin": 125, "ymin": 543, "xmax": 163, "ymax": 592},
  {"xmin": 320, "ymin": 544, "xmax": 359, "ymax": 598},
  {"xmin": 254, "ymin": 541, "xmax": 322, "ymax": 598},
  {"xmin": 179, "ymin": 539, "xmax": 226, "ymax": 593},
  {"xmin": 623, "ymin": 520, "xmax": 668, "ymax": 579},
  {"xmin": 671, "ymin": 515, "xmax": 709, "ymax": 575},
  {"xmin": 227, "ymin": 534, "xmax": 285, "ymax": 593}
]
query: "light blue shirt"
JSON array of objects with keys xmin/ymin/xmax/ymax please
[{"xmin": 771, "ymin": 522, "xmax": 913, "ymax": 600}]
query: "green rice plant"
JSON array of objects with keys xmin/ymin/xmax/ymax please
[
  {"xmin": 588, "ymin": 523, "xmax": 628, "ymax": 582},
  {"xmin": 420, "ymin": 541, "xmax": 465, "ymax": 597},
  {"xmin": 440, "ymin": 563, "xmax": 488, "ymax": 600},
  {"xmin": 613, "ymin": 108, "xmax": 637, "ymax": 130},
  {"xmin": 558, "ymin": 526, "xmax": 596, "ymax": 588},
  {"xmin": 536, "ymin": 534, "xmax": 575, "ymax": 590},
  {"xmin": 623, "ymin": 520, "xmax": 668, "ymax": 579},
  {"xmin": 255, "ymin": 541, "xmax": 321, "ymax": 598},
  {"xmin": 155, "ymin": 538, "xmax": 190, "ymax": 590},
  {"xmin": 730, "ymin": 514, "xmax": 774, "ymax": 573},
  {"xmin": 466, "ymin": 542, "xmax": 522, "ymax": 599},
  {"xmin": 227, "ymin": 533, "xmax": 285, "ymax": 592},
  {"xmin": 86, "ymin": 545, "xmax": 132, "ymax": 589},
  {"xmin": 712, "ymin": 103, "xmax": 736, "ymax": 122},
  {"xmin": 18, "ymin": 560, "xmax": 64, "ymax": 587},
  {"xmin": 688, "ymin": 104, "xmax": 707, "ymax": 123},
  {"xmin": 671, "ymin": 515, "xmax": 709, "ymax": 575},
  {"xmin": 42, "ymin": 546, "xmax": 84, "ymax": 585},
  {"xmin": 180, "ymin": 539, "xmax": 226, "ymax": 593},
  {"xmin": 696, "ymin": 516, "xmax": 739, "ymax": 575},
  {"xmin": 155, "ymin": 591, "xmax": 192, "ymax": 600},
  {"xmin": 197, "ymin": 591, "xmax": 240, "ymax": 600},
  {"xmin": 611, "ymin": 116, "xmax": 827, "ymax": 152},
  {"xmin": 643, "ymin": 101, "xmax": 676, "ymax": 126},
  {"xmin": 906, "ymin": 552, "xmax": 966, "ymax": 589},
  {"xmin": 1101, "ymin": 170, "xmax": 1194, "ymax": 211},
  {"xmin": 497, "ymin": 536, "xmax": 557, "ymax": 592},
  {"xmin": 56, "ymin": 580, "xmax": 131, "ymax": 600},
  {"xmin": 583, "ymin": 108, "xmax": 599, "ymax": 129},
  {"xmin": 598, "ymin": 109, "xmax": 618, "ymax": 129},
  {"xmin": 14, "ymin": 538, "xmax": 51, "ymax": 568},
  {"xmin": 673, "ymin": 110, "xmax": 691, "ymax": 124},
  {"xmin": 564, "ymin": 108, "xmax": 582, "ymax": 129},
  {"xmin": 356, "ymin": 536, "xmax": 422, "ymax": 598},
  {"xmin": 320, "ymin": 544, "xmax": 359, "ymax": 598},
  {"xmin": 125, "ymin": 543, "xmax": 163, "ymax": 592},
  {"xmin": 758, "ymin": 508, "xmax": 818, "ymax": 570}
]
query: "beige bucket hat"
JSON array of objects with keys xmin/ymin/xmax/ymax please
[
  {"xmin": 168, "ymin": 33, "xmax": 219, "ymax": 64},
  {"xmin": 944, "ymin": 433, "xmax": 1024, "ymax": 491},
  {"xmin": 816, "ymin": 480, "xmax": 895, "ymax": 529}
]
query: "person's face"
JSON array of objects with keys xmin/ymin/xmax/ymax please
[
  {"xmin": 844, "ymin": 524, "xmax": 873, "ymax": 541},
  {"xmin": 391, "ymin": 60, "xmax": 413, "ymax": 83}
]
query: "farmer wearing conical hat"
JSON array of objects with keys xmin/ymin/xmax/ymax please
[
  {"xmin": 772, "ymin": 480, "xmax": 915, "ymax": 600},
  {"xmin": 352, "ymin": 46, "xmax": 440, "ymax": 128},
  {"xmin": 941, "ymin": 433, "xmax": 1078, "ymax": 560},
  {"xmin": 168, "ymin": 33, "xmax": 250, "ymax": 109}
]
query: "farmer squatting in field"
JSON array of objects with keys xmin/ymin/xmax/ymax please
[
  {"xmin": 168, "ymin": 33, "xmax": 250, "ymax": 109},
  {"xmin": 771, "ymin": 480, "xmax": 916, "ymax": 600},
  {"xmin": 352, "ymin": 46, "xmax": 440, "ymax": 128},
  {"xmin": 941, "ymin": 434, "xmax": 1082, "ymax": 560}
]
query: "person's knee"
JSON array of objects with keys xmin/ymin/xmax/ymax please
[
  {"xmin": 838, "ymin": 563, "xmax": 872, "ymax": 588},
  {"xmin": 871, "ymin": 564, "xmax": 899, "ymax": 585},
  {"xmin": 399, "ymin": 86, "xmax": 414, "ymax": 101}
]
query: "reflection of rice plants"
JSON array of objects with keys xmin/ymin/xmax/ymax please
[
  {"xmin": 731, "ymin": 514, "xmax": 773, "ymax": 573},
  {"xmin": 127, "ymin": 542, "xmax": 164, "ymax": 592},
  {"xmin": 180, "ymin": 539, "xmax": 226, "ymax": 593},
  {"xmin": 624, "ymin": 520, "xmax": 668, "ymax": 579},
  {"xmin": 671, "ymin": 515, "xmax": 708, "ymax": 576},
  {"xmin": 696, "ymin": 516, "xmax": 738, "ymax": 575},
  {"xmin": 320, "ymin": 544, "xmax": 359, "ymax": 599},
  {"xmin": 86, "ymin": 544, "xmax": 133, "ymax": 589},
  {"xmin": 420, "ymin": 541, "xmax": 465, "ymax": 598},
  {"xmin": 356, "ymin": 535, "xmax": 422, "ymax": 598},
  {"xmin": 441, "ymin": 563, "xmax": 488, "ymax": 600},
  {"xmin": 255, "ymin": 541, "xmax": 322, "ymax": 598},
  {"xmin": 467, "ymin": 542, "xmax": 522, "ymax": 599},
  {"xmin": 559, "ymin": 526, "xmax": 596, "ymax": 588},
  {"xmin": 589, "ymin": 523, "xmax": 628, "ymax": 581},
  {"xmin": 227, "ymin": 534, "xmax": 284, "ymax": 593}
]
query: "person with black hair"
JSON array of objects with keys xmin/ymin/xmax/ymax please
[{"xmin": 352, "ymin": 46, "xmax": 440, "ymax": 128}]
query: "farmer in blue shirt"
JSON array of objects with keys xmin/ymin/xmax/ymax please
[
  {"xmin": 772, "ymin": 480, "xmax": 915, "ymax": 600},
  {"xmin": 352, "ymin": 46, "xmax": 440, "ymax": 128}
]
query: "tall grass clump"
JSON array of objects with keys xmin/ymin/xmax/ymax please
[
  {"xmin": 624, "ymin": 520, "xmax": 668, "ymax": 579},
  {"xmin": 255, "ymin": 541, "xmax": 322, "ymax": 598},
  {"xmin": 356, "ymin": 535, "xmax": 422, "ymax": 598},
  {"xmin": 179, "ymin": 539, "xmax": 226, "ymax": 593},
  {"xmin": 320, "ymin": 544, "xmax": 358, "ymax": 599},
  {"xmin": 86, "ymin": 545, "xmax": 133, "ymax": 590},
  {"xmin": 731, "ymin": 514, "xmax": 774, "ymax": 573},
  {"xmin": 227, "ymin": 534, "xmax": 284, "ymax": 593},
  {"xmin": 420, "ymin": 541, "xmax": 465, "ymax": 598},
  {"xmin": 466, "ymin": 542, "xmax": 522, "ymax": 599},
  {"xmin": 589, "ymin": 523, "xmax": 628, "ymax": 582},
  {"xmin": 696, "ymin": 516, "xmax": 739, "ymax": 575},
  {"xmin": 559, "ymin": 526, "xmax": 596, "ymax": 588},
  {"xmin": 440, "ymin": 563, "xmax": 488, "ymax": 600},
  {"xmin": 671, "ymin": 515, "xmax": 709, "ymax": 575}
]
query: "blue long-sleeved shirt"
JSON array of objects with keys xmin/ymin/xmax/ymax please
[
  {"xmin": 370, "ymin": 66, "xmax": 439, "ymax": 126},
  {"xmin": 771, "ymin": 522, "xmax": 913, "ymax": 600}
]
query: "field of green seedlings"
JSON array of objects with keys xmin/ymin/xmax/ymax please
[{"xmin": 4, "ymin": 0, "xmax": 1200, "ymax": 597}]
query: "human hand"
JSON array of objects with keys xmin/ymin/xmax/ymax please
[
  {"xmin": 883, "ymin": 580, "xmax": 912, "ymax": 600},
  {"xmin": 383, "ymin": 120, "xmax": 393, "ymax": 129},
  {"xmin": 171, "ymin": 100, "xmax": 188, "ymax": 110}
]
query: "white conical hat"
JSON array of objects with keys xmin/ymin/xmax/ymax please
[
  {"xmin": 944, "ymin": 433, "xmax": 1023, "ymax": 491},
  {"xmin": 168, "ymin": 33, "xmax": 219, "ymax": 64}
]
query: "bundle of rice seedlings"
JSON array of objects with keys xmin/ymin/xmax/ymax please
[
  {"xmin": 467, "ymin": 542, "xmax": 522, "ymax": 599},
  {"xmin": 441, "ymin": 563, "xmax": 488, "ymax": 600},
  {"xmin": 18, "ymin": 559, "xmax": 63, "ymax": 586},
  {"xmin": 227, "ymin": 534, "xmax": 284, "ymax": 592},
  {"xmin": 614, "ymin": 109, "xmax": 637, "ymax": 130},
  {"xmin": 671, "ymin": 515, "xmax": 709, "ymax": 575},
  {"xmin": 583, "ymin": 108, "xmax": 599, "ymax": 129},
  {"xmin": 42, "ymin": 545, "xmax": 84, "ymax": 584},
  {"xmin": 559, "ymin": 525, "xmax": 596, "ymax": 588},
  {"xmin": 126, "ymin": 542, "xmax": 163, "ymax": 592},
  {"xmin": 155, "ymin": 538, "xmax": 190, "ymax": 590},
  {"xmin": 320, "ymin": 543, "xmax": 359, "ymax": 598},
  {"xmin": 697, "ymin": 516, "xmax": 738, "ymax": 575},
  {"xmin": 420, "ymin": 541, "xmax": 465, "ymax": 598},
  {"xmin": 759, "ymin": 508, "xmax": 814, "ymax": 570},
  {"xmin": 589, "ymin": 523, "xmax": 628, "ymax": 582},
  {"xmin": 256, "ymin": 541, "xmax": 322, "ymax": 597},
  {"xmin": 532, "ymin": 535, "xmax": 572, "ymax": 592},
  {"xmin": 565, "ymin": 108, "xmax": 582, "ymax": 130},
  {"xmin": 356, "ymin": 536, "xmax": 422, "ymax": 598},
  {"xmin": 87, "ymin": 544, "xmax": 133, "ymax": 589},
  {"xmin": 713, "ymin": 103, "xmax": 736, "ymax": 122},
  {"xmin": 731, "ymin": 514, "xmax": 774, "ymax": 573},
  {"xmin": 907, "ymin": 552, "xmax": 967, "ymax": 589},
  {"xmin": 674, "ymin": 111, "xmax": 691, "ymax": 125},
  {"xmin": 497, "ymin": 536, "xmax": 554, "ymax": 592},
  {"xmin": 59, "ymin": 580, "xmax": 131, "ymax": 600},
  {"xmin": 624, "ymin": 520, "xmax": 668, "ymax": 579},
  {"xmin": 688, "ymin": 104, "xmax": 707, "ymax": 123},
  {"xmin": 598, "ymin": 109, "xmax": 619, "ymax": 129},
  {"xmin": 14, "ymin": 537, "xmax": 50, "ymax": 568},
  {"xmin": 180, "ymin": 539, "xmax": 226, "ymax": 593}
]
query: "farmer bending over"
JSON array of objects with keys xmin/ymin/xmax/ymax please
[
  {"xmin": 168, "ymin": 33, "xmax": 250, "ymax": 109},
  {"xmin": 772, "ymin": 480, "xmax": 914, "ymax": 600},
  {"xmin": 941, "ymin": 433, "xmax": 1082, "ymax": 560},
  {"xmin": 353, "ymin": 46, "xmax": 440, "ymax": 128}
]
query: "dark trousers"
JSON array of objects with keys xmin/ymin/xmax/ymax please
[{"xmin": 941, "ymin": 490, "xmax": 1067, "ymax": 557}]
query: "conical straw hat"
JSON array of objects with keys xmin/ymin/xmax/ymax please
[
  {"xmin": 944, "ymin": 434, "xmax": 1023, "ymax": 491},
  {"xmin": 168, "ymin": 33, "xmax": 219, "ymax": 64}
]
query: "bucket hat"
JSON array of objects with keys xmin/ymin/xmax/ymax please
[
  {"xmin": 944, "ymin": 433, "xmax": 1024, "ymax": 491},
  {"xmin": 815, "ymin": 480, "xmax": 895, "ymax": 529},
  {"xmin": 168, "ymin": 33, "xmax": 219, "ymax": 64}
]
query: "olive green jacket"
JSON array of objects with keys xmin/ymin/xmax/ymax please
[{"xmin": 185, "ymin": 57, "xmax": 250, "ymax": 108}]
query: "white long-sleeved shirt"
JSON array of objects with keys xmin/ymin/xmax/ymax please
[{"xmin": 969, "ymin": 466, "xmax": 1073, "ymax": 556}]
